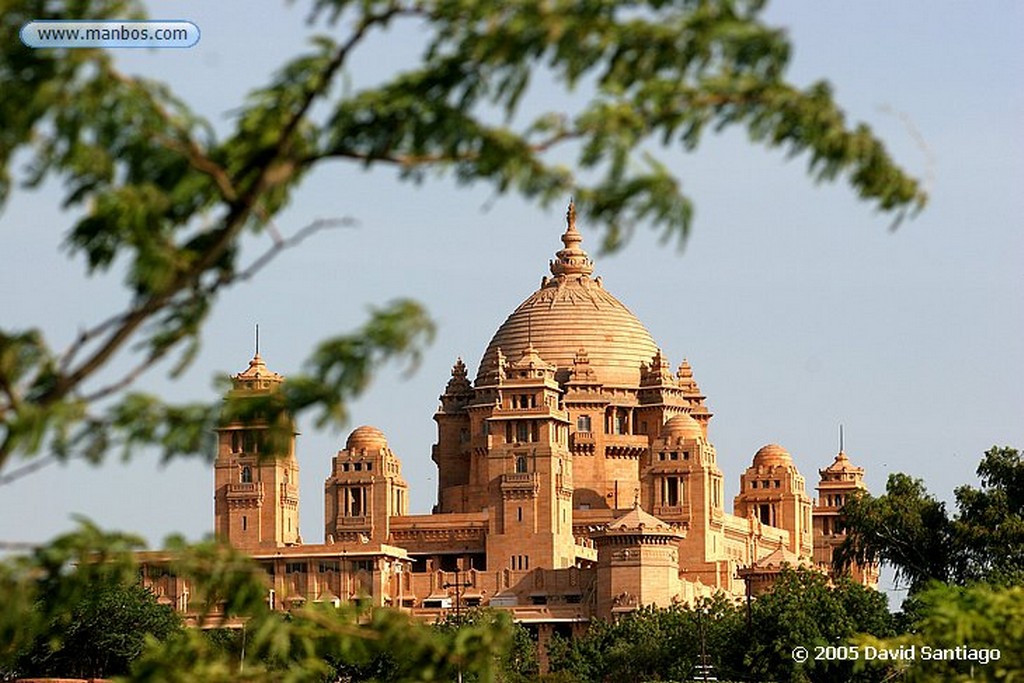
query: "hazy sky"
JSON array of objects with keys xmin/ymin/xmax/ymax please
[{"xmin": 2, "ymin": 2, "xmax": 1021, "ymax": 602}]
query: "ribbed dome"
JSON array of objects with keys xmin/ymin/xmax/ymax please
[
  {"xmin": 476, "ymin": 203, "xmax": 659, "ymax": 386},
  {"xmin": 661, "ymin": 413, "xmax": 704, "ymax": 440},
  {"xmin": 346, "ymin": 425, "xmax": 387, "ymax": 451},
  {"xmin": 753, "ymin": 443, "xmax": 793, "ymax": 468}
]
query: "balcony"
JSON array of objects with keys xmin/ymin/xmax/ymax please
[{"xmin": 227, "ymin": 482, "xmax": 262, "ymax": 499}]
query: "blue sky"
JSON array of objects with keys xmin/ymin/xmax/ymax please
[{"xmin": 2, "ymin": 2, "xmax": 1021, "ymax": 602}]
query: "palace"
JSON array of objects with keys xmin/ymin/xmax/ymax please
[{"xmin": 141, "ymin": 203, "xmax": 876, "ymax": 646}]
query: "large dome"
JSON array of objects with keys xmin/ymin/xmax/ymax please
[{"xmin": 476, "ymin": 203, "xmax": 659, "ymax": 387}]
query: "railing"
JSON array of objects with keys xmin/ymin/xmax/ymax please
[{"xmin": 227, "ymin": 482, "xmax": 262, "ymax": 498}]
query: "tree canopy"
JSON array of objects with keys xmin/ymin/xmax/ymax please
[
  {"xmin": 547, "ymin": 569, "xmax": 894, "ymax": 683},
  {"xmin": 0, "ymin": 0, "xmax": 925, "ymax": 482},
  {"xmin": 835, "ymin": 446, "xmax": 1024, "ymax": 593}
]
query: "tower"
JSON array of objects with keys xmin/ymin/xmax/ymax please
[
  {"xmin": 324, "ymin": 425, "xmax": 409, "ymax": 544},
  {"xmin": 483, "ymin": 344, "xmax": 576, "ymax": 571},
  {"xmin": 594, "ymin": 505, "xmax": 685, "ymax": 615},
  {"xmin": 213, "ymin": 353, "xmax": 300, "ymax": 550},
  {"xmin": 814, "ymin": 449, "xmax": 877, "ymax": 586},
  {"xmin": 734, "ymin": 444, "xmax": 814, "ymax": 558}
]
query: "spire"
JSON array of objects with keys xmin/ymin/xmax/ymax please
[
  {"xmin": 232, "ymin": 340, "xmax": 284, "ymax": 391},
  {"xmin": 550, "ymin": 198, "xmax": 595, "ymax": 277}
]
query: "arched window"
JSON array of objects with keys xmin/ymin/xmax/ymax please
[
  {"xmin": 241, "ymin": 466, "xmax": 252, "ymax": 483},
  {"xmin": 515, "ymin": 455, "xmax": 527, "ymax": 474}
]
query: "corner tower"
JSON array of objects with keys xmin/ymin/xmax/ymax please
[
  {"xmin": 814, "ymin": 449, "xmax": 877, "ymax": 586},
  {"xmin": 734, "ymin": 444, "xmax": 813, "ymax": 557},
  {"xmin": 324, "ymin": 426, "xmax": 409, "ymax": 544},
  {"xmin": 213, "ymin": 353, "xmax": 300, "ymax": 550}
]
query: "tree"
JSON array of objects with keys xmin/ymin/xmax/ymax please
[
  {"xmin": 0, "ymin": 522, "xmax": 515, "ymax": 683},
  {"xmin": 546, "ymin": 572, "xmax": 893, "ymax": 683},
  {"xmin": 434, "ymin": 608, "xmax": 539, "ymax": 683},
  {"xmin": 834, "ymin": 473, "xmax": 959, "ymax": 593},
  {"xmin": 743, "ymin": 567, "xmax": 894, "ymax": 683},
  {"xmin": 853, "ymin": 583, "xmax": 1024, "ymax": 683},
  {"xmin": 547, "ymin": 598, "xmax": 744, "ymax": 683},
  {"xmin": 2, "ymin": 0, "xmax": 926, "ymax": 679},
  {"xmin": 0, "ymin": 0, "xmax": 925, "ymax": 481},
  {"xmin": 835, "ymin": 447, "xmax": 1024, "ymax": 593},
  {"xmin": 953, "ymin": 446, "xmax": 1024, "ymax": 585},
  {"xmin": 11, "ymin": 577, "xmax": 182, "ymax": 680}
]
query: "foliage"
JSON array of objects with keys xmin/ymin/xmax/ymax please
[
  {"xmin": 853, "ymin": 583, "xmax": 1024, "ymax": 682},
  {"xmin": 952, "ymin": 446, "xmax": 1024, "ymax": 585},
  {"xmin": 547, "ymin": 594, "xmax": 744, "ymax": 682},
  {"xmin": 10, "ymin": 578, "xmax": 182, "ymax": 680},
  {"xmin": 0, "ymin": 519, "xmax": 148, "ymax": 676},
  {"xmin": 0, "ymin": 521, "xmax": 515, "ymax": 682},
  {"xmin": 743, "ymin": 567, "xmax": 894, "ymax": 683},
  {"xmin": 834, "ymin": 473, "xmax": 958, "ymax": 592},
  {"xmin": 2, "ymin": 0, "xmax": 929, "ymax": 680},
  {"xmin": 836, "ymin": 446, "xmax": 1024, "ymax": 593},
  {"xmin": 547, "ymin": 570, "xmax": 892, "ymax": 683},
  {"xmin": 434, "ymin": 608, "xmax": 539, "ymax": 683},
  {"xmin": 0, "ymin": 0, "xmax": 925, "ymax": 479}
]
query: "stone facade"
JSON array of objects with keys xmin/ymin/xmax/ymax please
[{"xmin": 141, "ymin": 202, "xmax": 876, "ymax": 636}]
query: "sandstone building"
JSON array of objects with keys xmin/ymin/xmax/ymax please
[{"xmin": 142, "ymin": 203, "xmax": 876, "ymax": 639}]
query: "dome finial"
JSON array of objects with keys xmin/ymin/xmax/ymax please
[{"xmin": 550, "ymin": 198, "xmax": 594, "ymax": 277}]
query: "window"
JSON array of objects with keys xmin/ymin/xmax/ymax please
[
  {"xmin": 515, "ymin": 455, "xmax": 527, "ymax": 474},
  {"xmin": 242, "ymin": 515, "xmax": 247, "ymax": 531},
  {"xmin": 666, "ymin": 476, "xmax": 679, "ymax": 506},
  {"xmin": 517, "ymin": 506, "xmax": 523, "ymax": 522},
  {"xmin": 576, "ymin": 415, "xmax": 591, "ymax": 432},
  {"xmin": 481, "ymin": 421, "xmax": 490, "ymax": 436},
  {"xmin": 319, "ymin": 561, "xmax": 339, "ymax": 573},
  {"xmin": 231, "ymin": 431, "xmax": 241, "ymax": 453},
  {"xmin": 511, "ymin": 555, "xmax": 530, "ymax": 571},
  {"xmin": 240, "ymin": 466, "xmax": 252, "ymax": 483},
  {"xmin": 614, "ymin": 412, "xmax": 626, "ymax": 434},
  {"xmin": 750, "ymin": 480, "xmax": 757, "ymax": 489},
  {"xmin": 286, "ymin": 562, "xmax": 307, "ymax": 574},
  {"xmin": 516, "ymin": 421, "xmax": 529, "ymax": 442},
  {"xmin": 354, "ymin": 462, "xmax": 362, "ymax": 471}
]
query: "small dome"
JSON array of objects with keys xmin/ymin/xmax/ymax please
[
  {"xmin": 346, "ymin": 425, "xmax": 387, "ymax": 451},
  {"xmin": 661, "ymin": 414, "xmax": 703, "ymax": 440},
  {"xmin": 753, "ymin": 443, "xmax": 793, "ymax": 468}
]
